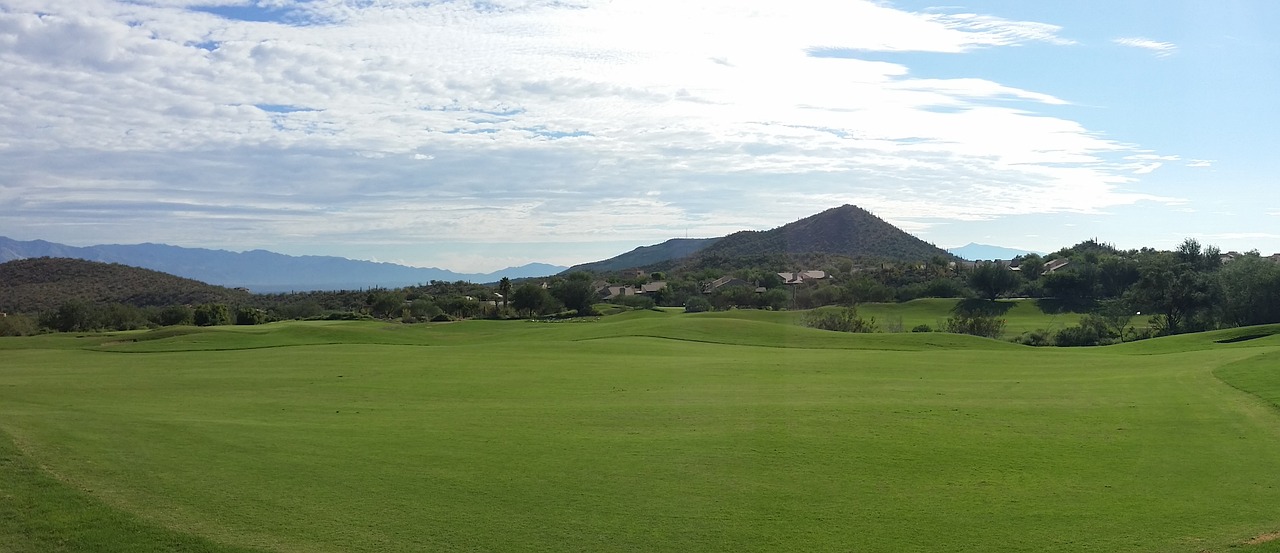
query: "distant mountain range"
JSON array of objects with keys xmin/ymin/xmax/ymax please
[
  {"xmin": 3, "ymin": 205, "xmax": 996, "ymax": 291},
  {"xmin": 0, "ymin": 237, "xmax": 566, "ymax": 292},
  {"xmin": 946, "ymin": 243, "xmax": 1045, "ymax": 261}
]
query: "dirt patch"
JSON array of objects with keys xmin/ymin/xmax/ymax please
[{"xmin": 1246, "ymin": 531, "xmax": 1280, "ymax": 545}]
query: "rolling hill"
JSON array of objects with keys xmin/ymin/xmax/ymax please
[
  {"xmin": 0, "ymin": 257, "xmax": 251, "ymax": 313},
  {"xmin": 565, "ymin": 238, "xmax": 720, "ymax": 273}
]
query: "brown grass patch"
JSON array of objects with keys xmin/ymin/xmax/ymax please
[{"xmin": 1246, "ymin": 531, "xmax": 1280, "ymax": 546}]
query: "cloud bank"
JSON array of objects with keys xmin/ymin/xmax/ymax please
[{"xmin": 0, "ymin": 0, "xmax": 1182, "ymax": 268}]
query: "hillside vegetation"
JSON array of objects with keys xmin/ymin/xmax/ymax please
[{"xmin": 0, "ymin": 257, "xmax": 250, "ymax": 313}]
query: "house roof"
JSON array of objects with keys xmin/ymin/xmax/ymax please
[{"xmin": 778, "ymin": 270, "xmax": 826, "ymax": 284}]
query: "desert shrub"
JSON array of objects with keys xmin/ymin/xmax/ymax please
[
  {"xmin": 685, "ymin": 296, "xmax": 712, "ymax": 313},
  {"xmin": 1013, "ymin": 329, "xmax": 1053, "ymax": 346},
  {"xmin": 615, "ymin": 295, "xmax": 656, "ymax": 310},
  {"xmin": 942, "ymin": 313, "xmax": 1005, "ymax": 339},
  {"xmin": 1054, "ymin": 313, "xmax": 1124, "ymax": 346},
  {"xmin": 804, "ymin": 307, "xmax": 878, "ymax": 333},
  {"xmin": 0, "ymin": 314, "xmax": 39, "ymax": 336}
]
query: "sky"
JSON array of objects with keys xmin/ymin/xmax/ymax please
[{"xmin": 1, "ymin": 0, "xmax": 1278, "ymax": 272}]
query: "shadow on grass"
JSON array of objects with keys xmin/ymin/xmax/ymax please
[
  {"xmin": 1035, "ymin": 297, "xmax": 1098, "ymax": 314},
  {"xmin": 953, "ymin": 299, "xmax": 1014, "ymax": 317}
]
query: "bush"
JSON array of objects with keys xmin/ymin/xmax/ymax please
[
  {"xmin": 1013, "ymin": 329, "xmax": 1052, "ymax": 346},
  {"xmin": 803, "ymin": 307, "xmax": 878, "ymax": 333},
  {"xmin": 0, "ymin": 314, "xmax": 39, "ymax": 336},
  {"xmin": 1053, "ymin": 313, "xmax": 1124, "ymax": 346},
  {"xmin": 942, "ymin": 313, "xmax": 1006, "ymax": 339},
  {"xmin": 615, "ymin": 295, "xmax": 656, "ymax": 310},
  {"xmin": 684, "ymin": 296, "xmax": 712, "ymax": 313},
  {"xmin": 910, "ymin": 324, "xmax": 933, "ymax": 333}
]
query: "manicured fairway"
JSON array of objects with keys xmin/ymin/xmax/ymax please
[{"xmin": 2, "ymin": 312, "xmax": 1280, "ymax": 552}]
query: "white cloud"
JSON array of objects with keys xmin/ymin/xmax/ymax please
[
  {"xmin": 1113, "ymin": 37, "xmax": 1178, "ymax": 57},
  {"xmin": 1187, "ymin": 159, "xmax": 1214, "ymax": 168},
  {"xmin": 1132, "ymin": 163, "xmax": 1162, "ymax": 175},
  {"xmin": 0, "ymin": 0, "xmax": 1182, "ymax": 269}
]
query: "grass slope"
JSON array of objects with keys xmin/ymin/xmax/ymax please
[{"xmin": 2, "ymin": 315, "xmax": 1280, "ymax": 552}]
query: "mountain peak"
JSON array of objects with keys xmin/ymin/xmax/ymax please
[{"xmin": 694, "ymin": 204, "xmax": 950, "ymax": 262}]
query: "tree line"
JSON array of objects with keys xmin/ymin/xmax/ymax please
[{"xmin": 4, "ymin": 238, "xmax": 1279, "ymax": 346}]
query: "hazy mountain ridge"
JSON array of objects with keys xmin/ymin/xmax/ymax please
[
  {"xmin": 0, "ymin": 237, "xmax": 565, "ymax": 292},
  {"xmin": 947, "ymin": 243, "xmax": 1045, "ymax": 261}
]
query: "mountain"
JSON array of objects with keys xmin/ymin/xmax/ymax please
[
  {"xmin": 0, "ymin": 237, "xmax": 566, "ymax": 292},
  {"xmin": 0, "ymin": 258, "xmax": 250, "ymax": 314},
  {"xmin": 689, "ymin": 205, "xmax": 953, "ymax": 263},
  {"xmin": 947, "ymin": 243, "xmax": 1044, "ymax": 261},
  {"xmin": 564, "ymin": 238, "xmax": 720, "ymax": 274}
]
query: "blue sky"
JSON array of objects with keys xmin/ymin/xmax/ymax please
[{"xmin": 1, "ymin": 0, "xmax": 1277, "ymax": 271}]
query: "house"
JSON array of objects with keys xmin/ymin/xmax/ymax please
[
  {"xmin": 1042, "ymin": 259, "xmax": 1070, "ymax": 273},
  {"xmin": 1267, "ymin": 253, "xmax": 1280, "ymax": 264},
  {"xmin": 777, "ymin": 270, "xmax": 826, "ymax": 285},
  {"xmin": 1220, "ymin": 251, "xmax": 1242, "ymax": 264},
  {"xmin": 704, "ymin": 276, "xmax": 750, "ymax": 294},
  {"xmin": 619, "ymin": 269, "xmax": 647, "ymax": 280},
  {"xmin": 640, "ymin": 281, "xmax": 667, "ymax": 294},
  {"xmin": 601, "ymin": 281, "xmax": 667, "ymax": 300}
]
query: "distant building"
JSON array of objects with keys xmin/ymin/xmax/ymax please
[
  {"xmin": 777, "ymin": 270, "xmax": 826, "ymax": 285},
  {"xmin": 1042, "ymin": 259, "xmax": 1070, "ymax": 273},
  {"xmin": 704, "ymin": 276, "xmax": 750, "ymax": 293}
]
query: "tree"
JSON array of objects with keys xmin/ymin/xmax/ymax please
[
  {"xmin": 152, "ymin": 305, "xmax": 194, "ymax": 326},
  {"xmin": 498, "ymin": 277, "xmax": 512, "ymax": 308},
  {"xmin": 1017, "ymin": 254, "xmax": 1044, "ymax": 281},
  {"xmin": 367, "ymin": 290, "xmax": 405, "ymax": 319},
  {"xmin": 41, "ymin": 301, "xmax": 96, "ymax": 332},
  {"xmin": 235, "ymin": 307, "xmax": 268, "ymax": 325},
  {"xmin": 511, "ymin": 283, "xmax": 552, "ymax": 317},
  {"xmin": 551, "ymin": 273, "xmax": 596, "ymax": 316},
  {"xmin": 1127, "ymin": 244, "xmax": 1220, "ymax": 335},
  {"xmin": 1217, "ymin": 253, "xmax": 1280, "ymax": 327},
  {"xmin": 967, "ymin": 262, "xmax": 1019, "ymax": 301},
  {"xmin": 193, "ymin": 303, "xmax": 232, "ymax": 326}
]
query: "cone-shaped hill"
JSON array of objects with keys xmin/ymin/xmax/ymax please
[{"xmin": 692, "ymin": 205, "xmax": 952, "ymax": 262}]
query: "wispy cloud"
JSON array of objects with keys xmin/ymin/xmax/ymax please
[
  {"xmin": 1187, "ymin": 159, "xmax": 1214, "ymax": 168},
  {"xmin": 1113, "ymin": 37, "xmax": 1178, "ymax": 57}
]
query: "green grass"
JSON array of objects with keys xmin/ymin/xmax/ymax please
[{"xmin": 3, "ymin": 314, "xmax": 1280, "ymax": 552}]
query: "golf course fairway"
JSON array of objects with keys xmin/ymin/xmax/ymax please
[{"xmin": 2, "ymin": 311, "xmax": 1280, "ymax": 552}]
